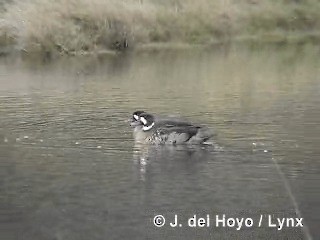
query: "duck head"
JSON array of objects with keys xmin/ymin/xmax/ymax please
[{"xmin": 129, "ymin": 110, "xmax": 145, "ymax": 127}]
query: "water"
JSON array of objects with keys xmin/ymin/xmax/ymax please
[{"xmin": 0, "ymin": 44, "xmax": 319, "ymax": 240}]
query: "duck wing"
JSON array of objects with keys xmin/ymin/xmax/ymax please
[{"xmin": 155, "ymin": 124, "xmax": 202, "ymax": 144}]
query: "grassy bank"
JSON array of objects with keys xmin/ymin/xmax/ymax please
[{"xmin": 1, "ymin": 0, "xmax": 320, "ymax": 56}]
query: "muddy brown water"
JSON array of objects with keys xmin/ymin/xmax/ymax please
[{"xmin": 0, "ymin": 44, "xmax": 319, "ymax": 240}]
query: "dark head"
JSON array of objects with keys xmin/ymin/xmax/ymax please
[
  {"xmin": 129, "ymin": 110, "xmax": 145, "ymax": 127},
  {"xmin": 139, "ymin": 113, "xmax": 155, "ymax": 131}
]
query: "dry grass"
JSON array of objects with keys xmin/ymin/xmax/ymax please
[{"xmin": 1, "ymin": 0, "xmax": 320, "ymax": 55}]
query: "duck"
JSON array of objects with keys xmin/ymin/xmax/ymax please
[{"xmin": 129, "ymin": 111, "xmax": 214, "ymax": 145}]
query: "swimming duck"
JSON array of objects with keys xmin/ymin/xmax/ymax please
[{"xmin": 129, "ymin": 111, "xmax": 214, "ymax": 145}]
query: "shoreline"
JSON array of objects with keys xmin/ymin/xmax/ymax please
[
  {"xmin": 1, "ymin": 31, "xmax": 319, "ymax": 59},
  {"xmin": 2, "ymin": 0, "xmax": 320, "ymax": 59}
]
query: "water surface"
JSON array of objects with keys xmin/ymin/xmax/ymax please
[{"xmin": 0, "ymin": 44, "xmax": 319, "ymax": 239}]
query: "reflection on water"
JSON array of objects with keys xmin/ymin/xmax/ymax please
[
  {"xmin": 132, "ymin": 144, "xmax": 219, "ymax": 182},
  {"xmin": 0, "ymin": 44, "xmax": 319, "ymax": 239}
]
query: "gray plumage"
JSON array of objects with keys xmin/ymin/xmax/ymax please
[{"xmin": 129, "ymin": 111, "xmax": 214, "ymax": 145}]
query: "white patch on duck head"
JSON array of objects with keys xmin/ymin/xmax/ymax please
[
  {"xmin": 133, "ymin": 114, "xmax": 139, "ymax": 120},
  {"xmin": 140, "ymin": 116, "xmax": 147, "ymax": 125},
  {"xmin": 142, "ymin": 122, "xmax": 155, "ymax": 131}
]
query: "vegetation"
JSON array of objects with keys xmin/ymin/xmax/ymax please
[{"xmin": 1, "ymin": 0, "xmax": 320, "ymax": 56}]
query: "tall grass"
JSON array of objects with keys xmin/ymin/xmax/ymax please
[{"xmin": 1, "ymin": 0, "xmax": 320, "ymax": 55}]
